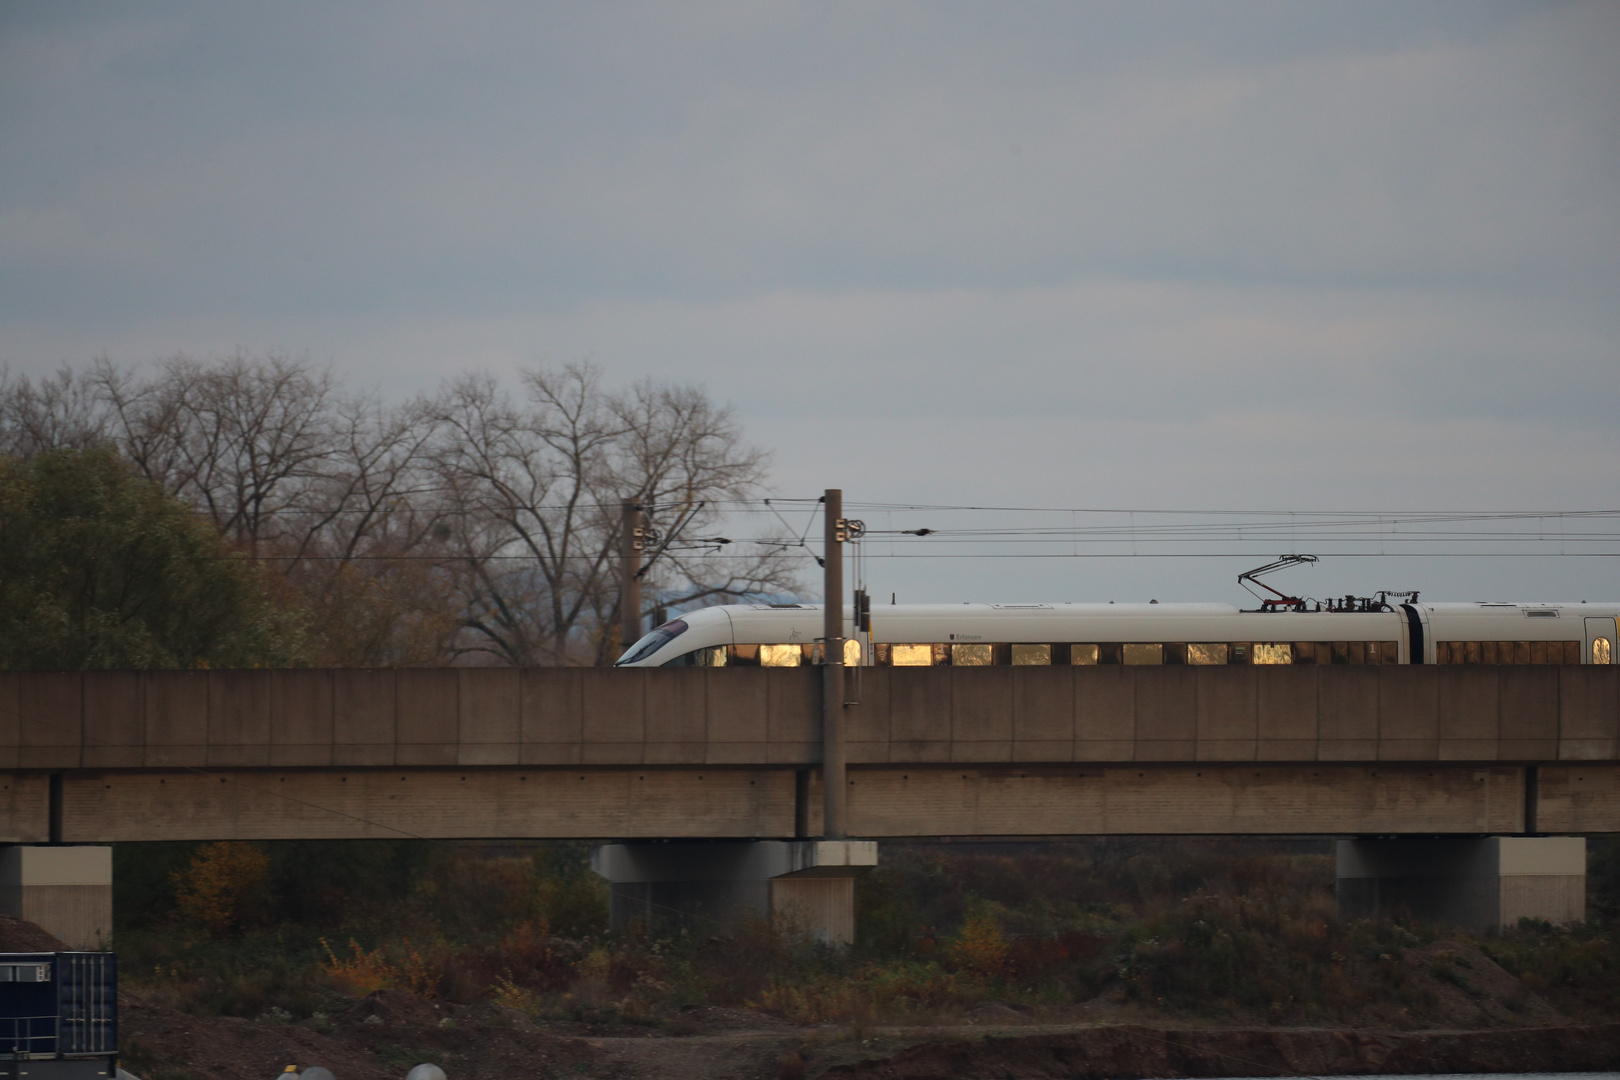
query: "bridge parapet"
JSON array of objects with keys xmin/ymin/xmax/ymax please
[{"xmin": 0, "ymin": 665, "xmax": 1614, "ymax": 770}]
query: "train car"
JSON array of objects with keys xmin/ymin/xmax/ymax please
[{"xmin": 616, "ymin": 601, "xmax": 1620, "ymax": 669}]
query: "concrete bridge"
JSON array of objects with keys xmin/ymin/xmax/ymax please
[{"xmin": 1, "ymin": 666, "xmax": 1615, "ymax": 946}]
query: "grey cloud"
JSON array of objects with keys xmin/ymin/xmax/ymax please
[
  {"xmin": 5, "ymin": 0, "xmax": 1616, "ymax": 324},
  {"xmin": 2, "ymin": 1, "xmax": 1617, "ymax": 605}
]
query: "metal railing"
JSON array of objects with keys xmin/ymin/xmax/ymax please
[{"xmin": 0, "ymin": 1014, "xmax": 58, "ymax": 1057}]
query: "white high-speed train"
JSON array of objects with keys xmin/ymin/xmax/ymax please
[{"xmin": 616, "ymin": 601, "xmax": 1620, "ymax": 669}]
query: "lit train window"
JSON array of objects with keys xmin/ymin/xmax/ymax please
[
  {"xmin": 661, "ymin": 645, "xmax": 728, "ymax": 667},
  {"xmin": 1011, "ymin": 643, "xmax": 1051, "ymax": 665},
  {"xmin": 845, "ymin": 639, "xmax": 863, "ymax": 666},
  {"xmin": 1595, "ymin": 638, "xmax": 1612, "ymax": 665},
  {"xmin": 891, "ymin": 644, "xmax": 933, "ymax": 666},
  {"xmin": 759, "ymin": 644, "xmax": 802, "ymax": 667},
  {"xmin": 1253, "ymin": 643, "xmax": 1292, "ymax": 665},
  {"xmin": 953, "ymin": 643, "xmax": 993, "ymax": 666},
  {"xmin": 1122, "ymin": 643, "xmax": 1163, "ymax": 665},
  {"xmin": 859, "ymin": 640, "xmax": 1401, "ymax": 667}
]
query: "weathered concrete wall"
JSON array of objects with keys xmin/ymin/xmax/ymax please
[
  {"xmin": 591, "ymin": 840, "xmax": 875, "ymax": 944},
  {"xmin": 843, "ymin": 765, "xmax": 1528, "ymax": 836},
  {"xmin": 5, "ymin": 762, "xmax": 1613, "ymax": 841},
  {"xmin": 773, "ymin": 877, "xmax": 855, "ymax": 944},
  {"xmin": 849, "ymin": 665, "xmax": 1617, "ymax": 764},
  {"xmin": 0, "ymin": 669, "xmax": 822, "ymax": 769},
  {"xmin": 1, "ymin": 666, "xmax": 1614, "ymax": 770},
  {"xmin": 1337, "ymin": 836, "xmax": 1586, "ymax": 929},
  {"xmin": 0, "ymin": 845, "xmax": 112, "ymax": 948},
  {"xmin": 1536, "ymin": 764, "xmax": 1620, "ymax": 832},
  {"xmin": 52, "ymin": 769, "xmax": 795, "ymax": 842}
]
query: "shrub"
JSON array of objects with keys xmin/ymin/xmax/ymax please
[
  {"xmin": 947, "ymin": 907, "xmax": 1009, "ymax": 979},
  {"xmin": 321, "ymin": 939, "xmax": 398, "ymax": 995},
  {"xmin": 172, "ymin": 842, "xmax": 271, "ymax": 937}
]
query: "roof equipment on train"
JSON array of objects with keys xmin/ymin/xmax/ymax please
[{"xmin": 1237, "ymin": 554, "xmax": 1319, "ymax": 611}]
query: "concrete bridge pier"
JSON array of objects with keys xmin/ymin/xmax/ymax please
[
  {"xmin": 0, "ymin": 845, "xmax": 112, "ymax": 948},
  {"xmin": 591, "ymin": 840, "xmax": 877, "ymax": 945},
  {"xmin": 1336, "ymin": 836, "xmax": 1586, "ymax": 931}
]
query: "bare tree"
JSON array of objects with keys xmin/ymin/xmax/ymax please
[
  {"xmin": 430, "ymin": 363, "xmax": 796, "ymax": 666},
  {"xmin": 84, "ymin": 353, "xmax": 453, "ymax": 664},
  {"xmin": 90, "ymin": 353, "xmax": 340, "ymax": 555},
  {"xmin": 276, "ymin": 393, "xmax": 458, "ymax": 666},
  {"xmin": 0, "ymin": 365, "xmax": 108, "ymax": 457},
  {"xmin": 604, "ymin": 375, "xmax": 799, "ymax": 653},
  {"xmin": 4, "ymin": 353, "xmax": 796, "ymax": 666}
]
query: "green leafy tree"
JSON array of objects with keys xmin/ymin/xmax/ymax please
[{"xmin": 0, "ymin": 447, "xmax": 307, "ymax": 669}]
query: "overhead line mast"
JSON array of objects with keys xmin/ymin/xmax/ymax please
[{"xmin": 823, "ymin": 489, "xmax": 846, "ymax": 840}]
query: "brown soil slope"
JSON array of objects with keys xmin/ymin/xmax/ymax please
[
  {"xmin": 822, "ymin": 1023, "xmax": 1620, "ymax": 1079},
  {"xmin": 0, "ymin": 915, "xmax": 69, "ymax": 952},
  {"xmin": 120, "ymin": 991, "xmax": 603, "ymax": 1080}
]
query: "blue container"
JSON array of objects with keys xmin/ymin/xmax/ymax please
[{"xmin": 0, "ymin": 952, "xmax": 116, "ymax": 1061}]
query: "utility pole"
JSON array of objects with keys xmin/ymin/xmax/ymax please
[
  {"xmin": 619, "ymin": 500, "xmax": 643, "ymax": 656},
  {"xmin": 822, "ymin": 488, "xmax": 846, "ymax": 839}
]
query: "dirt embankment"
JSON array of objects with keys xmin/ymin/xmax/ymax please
[
  {"xmin": 120, "ymin": 992, "xmax": 1620, "ymax": 1080},
  {"xmin": 821, "ymin": 1023, "xmax": 1620, "ymax": 1080},
  {"xmin": 119, "ymin": 990, "xmax": 603, "ymax": 1080},
  {"xmin": 0, "ymin": 914, "xmax": 69, "ymax": 951},
  {"xmin": 70, "ymin": 914, "xmax": 1620, "ymax": 1079}
]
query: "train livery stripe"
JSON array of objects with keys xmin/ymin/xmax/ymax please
[{"xmin": 1401, "ymin": 604, "xmax": 1425, "ymax": 665}]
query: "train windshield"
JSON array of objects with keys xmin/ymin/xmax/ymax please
[{"xmin": 617, "ymin": 619, "xmax": 689, "ymax": 665}]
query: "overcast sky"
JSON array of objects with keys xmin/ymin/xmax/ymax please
[{"xmin": 4, "ymin": 1, "xmax": 1618, "ymax": 605}]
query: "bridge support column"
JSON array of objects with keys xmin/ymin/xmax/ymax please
[
  {"xmin": 1336, "ymin": 836, "xmax": 1585, "ymax": 930},
  {"xmin": 0, "ymin": 846, "xmax": 112, "ymax": 948},
  {"xmin": 591, "ymin": 840, "xmax": 876, "ymax": 945}
]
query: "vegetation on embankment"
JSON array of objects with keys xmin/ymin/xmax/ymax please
[{"xmin": 113, "ymin": 836, "xmax": 1620, "ymax": 1035}]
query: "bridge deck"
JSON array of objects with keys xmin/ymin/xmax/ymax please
[{"xmin": 0, "ymin": 668, "xmax": 1615, "ymax": 841}]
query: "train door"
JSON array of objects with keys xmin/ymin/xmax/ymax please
[
  {"xmin": 1584, "ymin": 618, "xmax": 1616, "ymax": 665},
  {"xmin": 1399, "ymin": 604, "xmax": 1433, "ymax": 664}
]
